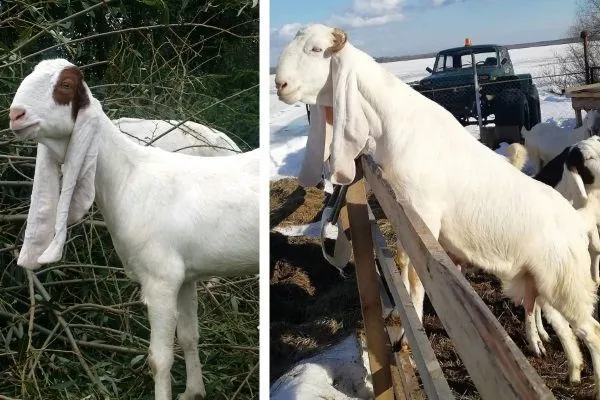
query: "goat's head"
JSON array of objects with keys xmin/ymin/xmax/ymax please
[
  {"xmin": 585, "ymin": 109, "xmax": 600, "ymax": 136},
  {"xmin": 9, "ymin": 59, "xmax": 91, "ymax": 142},
  {"xmin": 565, "ymin": 136, "xmax": 600, "ymax": 205},
  {"xmin": 275, "ymin": 24, "xmax": 347, "ymax": 105}
]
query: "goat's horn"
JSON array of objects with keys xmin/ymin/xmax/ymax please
[{"xmin": 329, "ymin": 28, "xmax": 347, "ymax": 53}]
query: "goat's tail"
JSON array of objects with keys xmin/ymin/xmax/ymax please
[{"xmin": 506, "ymin": 143, "xmax": 528, "ymax": 171}]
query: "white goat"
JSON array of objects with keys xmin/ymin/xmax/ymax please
[
  {"xmin": 275, "ymin": 24, "xmax": 600, "ymax": 392},
  {"xmin": 9, "ymin": 59, "xmax": 259, "ymax": 400},
  {"xmin": 113, "ymin": 117, "xmax": 241, "ymax": 156},
  {"xmin": 521, "ymin": 110, "xmax": 600, "ymax": 174},
  {"xmin": 511, "ymin": 138, "xmax": 600, "ymax": 360}
]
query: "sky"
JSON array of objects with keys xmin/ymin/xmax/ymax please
[{"xmin": 270, "ymin": 0, "xmax": 577, "ymax": 66}]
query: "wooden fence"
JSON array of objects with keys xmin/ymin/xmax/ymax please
[{"xmin": 342, "ymin": 155, "xmax": 555, "ymax": 399}]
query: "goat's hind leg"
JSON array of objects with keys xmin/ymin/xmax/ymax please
[
  {"xmin": 572, "ymin": 317, "xmax": 600, "ymax": 399},
  {"xmin": 177, "ymin": 280, "xmax": 206, "ymax": 400},
  {"xmin": 539, "ymin": 301, "xmax": 583, "ymax": 383}
]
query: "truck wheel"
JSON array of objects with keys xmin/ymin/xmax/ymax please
[
  {"xmin": 492, "ymin": 88, "xmax": 529, "ymax": 129},
  {"xmin": 526, "ymin": 86, "xmax": 541, "ymax": 129}
]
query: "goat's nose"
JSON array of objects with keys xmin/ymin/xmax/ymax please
[
  {"xmin": 275, "ymin": 78, "xmax": 287, "ymax": 91},
  {"xmin": 9, "ymin": 107, "xmax": 26, "ymax": 123}
]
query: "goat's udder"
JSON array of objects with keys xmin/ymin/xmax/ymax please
[{"xmin": 513, "ymin": 272, "xmax": 538, "ymax": 315}]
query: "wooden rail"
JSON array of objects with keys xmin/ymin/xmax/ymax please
[{"xmin": 350, "ymin": 155, "xmax": 555, "ymax": 399}]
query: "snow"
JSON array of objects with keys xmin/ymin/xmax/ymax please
[
  {"xmin": 270, "ymin": 42, "xmax": 579, "ymax": 399},
  {"xmin": 270, "ymin": 335, "xmax": 374, "ymax": 400}
]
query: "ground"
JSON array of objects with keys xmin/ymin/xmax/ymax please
[{"xmin": 270, "ymin": 178, "xmax": 598, "ymax": 399}]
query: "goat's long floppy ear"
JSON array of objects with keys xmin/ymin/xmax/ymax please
[
  {"xmin": 17, "ymin": 144, "xmax": 60, "ymax": 269},
  {"xmin": 564, "ymin": 146, "xmax": 595, "ymax": 208},
  {"xmin": 38, "ymin": 98, "xmax": 99, "ymax": 264},
  {"xmin": 563, "ymin": 164, "xmax": 588, "ymax": 208},
  {"xmin": 298, "ymin": 105, "xmax": 333, "ymax": 187},
  {"xmin": 328, "ymin": 47, "xmax": 369, "ymax": 185}
]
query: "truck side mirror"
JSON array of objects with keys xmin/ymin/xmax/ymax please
[
  {"xmin": 426, "ymin": 67, "xmax": 433, "ymax": 73},
  {"xmin": 501, "ymin": 58, "xmax": 508, "ymax": 65}
]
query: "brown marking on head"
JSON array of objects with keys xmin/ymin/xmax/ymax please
[
  {"xmin": 329, "ymin": 28, "xmax": 347, "ymax": 53},
  {"xmin": 52, "ymin": 66, "xmax": 90, "ymax": 120}
]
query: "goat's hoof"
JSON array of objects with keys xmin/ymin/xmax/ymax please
[
  {"xmin": 179, "ymin": 389, "xmax": 206, "ymax": 400},
  {"xmin": 569, "ymin": 371, "xmax": 582, "ymax": 384},
  {"xmin": 400, "ymin": 336, "xmax": 410, "ymax": 352},
  {"xmin": 530, "ymin": 341, "xmax": 546, "ymax": 357},
  {"xmin": 37, "ymin": 243, "xmax": 62, "ymax": 264}
]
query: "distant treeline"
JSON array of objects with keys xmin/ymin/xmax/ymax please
[{"xmin": 269, "ymin": 36, "xmax": 587, "ymax": 73}]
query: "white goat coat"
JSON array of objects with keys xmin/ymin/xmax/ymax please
[
  {"xmin": 326, "ymin": 44, "xmax": 595, "ymax": 322},
  {"xmin": 522, "ymin": 118, "xmax": 595, "ymax": 173},
  {"xmin": 92, "ymin": 103, "xmax": 258, "ymax": 282},
  {"xmin": 113, "ymin": 117, "xmax": 241, "ymax": 156}
]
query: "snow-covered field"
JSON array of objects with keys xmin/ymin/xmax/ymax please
[{"xmin": 270, "ymin": 43, "xmax": 579, "ymax": 398}]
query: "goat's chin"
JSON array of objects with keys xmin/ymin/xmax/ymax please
[
  {"xmin": 278, "ymin": 91, "xmax": 302, "ymax": 105},
  {"xmin": 11, "ymin": 123, "xmax": 39, "ymax": 140}
]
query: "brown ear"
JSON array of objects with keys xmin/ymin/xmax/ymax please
[
  {"xmin": 328, "ymin": 28, "xmax": 347, "ymax": 53},
  {"xmin": 53, "ymin": 66, "xmax": 90, "ymax": 120}
]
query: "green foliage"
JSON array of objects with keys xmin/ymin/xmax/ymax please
[
  {"xmin": 0, "ymin": 1, "xmax": 259, "ymax": 399},
  {"xmin": 0, "ymin": 0, "xmax": 259, "ymax": 148}
]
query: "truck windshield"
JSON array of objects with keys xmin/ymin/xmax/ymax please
[{"xmin": 433, "ymin": 50, "xmax": 499, "ymax": 72}]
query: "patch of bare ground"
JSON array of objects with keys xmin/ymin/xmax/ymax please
[{"xmin": 270, "ymin": 178, "xmax": 596, "ymax": 399}]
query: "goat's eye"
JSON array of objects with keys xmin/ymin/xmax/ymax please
[{"xmin": 311, "ymin": 46, "xmax": 323, "ymax": 53}]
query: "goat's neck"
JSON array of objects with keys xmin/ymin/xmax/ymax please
[
  {"xmin": 350, "ymin": 52, "xmax": 417, "ymax": 161},
  {"xmin": 93, "ymin": 111, "xmax": 141, "ymax": 220},
  {"xmin": 584, "ymin": 189, "xmax": 600, "ymax": 220}
]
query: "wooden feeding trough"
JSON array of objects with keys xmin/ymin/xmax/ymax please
[{"xmin": 565, "ymin": 83, "xmax": 600, "ymax": 127}]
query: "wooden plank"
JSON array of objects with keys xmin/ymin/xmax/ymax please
[
  {"xmin": 375, "ymin": 253, "xmax": 423, "ymax": 400},
  {"xmin": 571, "ymin": 97, "xmax": 600, "ymax": 111},
  {"xmin": 371, "ymin": 216, "xmax": 454, "ymax": 400},
  {"xmin": 361, "ymin": 155, "xmax": 554, "ymax": 400},
  {"xmin": 387, "ymin": 324, "xmax": 425, "ymax": 400},
  {"xmin": 567, "ymin": 92, "xmax": 600, "ymax": 98},
  {"xmin": 576, "ymin": 108, "xmax": 583, "ymax": 128},
  {"xmin": 380, "ymin": 290, "xmax": 411, "ymax": 400},
  {"xmin": 396, "ymin": 349, "xmax": 426, "ymax": 400},
  {"xmin": 346, "ymin": 168, "xmax": 394, "ymax": 400},
  {"xmin": 390, "ymin": 359, "xmax": 409, "ymax": 400},
  {"xmin": 565, "ymin": 82, "xmax": 600, "ymax": 96}
]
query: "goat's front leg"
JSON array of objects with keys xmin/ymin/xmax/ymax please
[
  {"xmin": 177, "ymin": 281, "xmax": 206, "ymax": 400},
  {"xmin": 398, "ymin": 214, "xmax": 441, "ymax": 348},
  {"xmin": 144, "ymin": 278, "xmax": 180, "ymax": 400}
]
